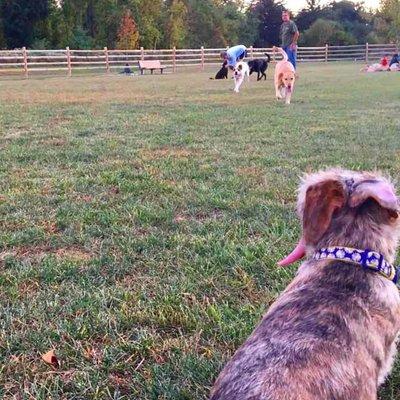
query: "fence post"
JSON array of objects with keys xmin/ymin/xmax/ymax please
[
  {"xmin": 250, "ymin": 45, "xmax": 253, "ymax": 59},
  {"xmin": 201, "ymin": 46, "xmax": 204, "ymax": 71},
  {"xmin": 325, "ymin": 44, "xmax": 328, "ymax": 62},
  {"xmin": 140, "ymin": 46, "xmax": 144, "ymax": 61},
  {"xmin": 173, "ymin": 46, "xmax": 177, "ymax": 72},
  {"xmin": 272, "ymin": 46, "xmax": 276, "ymax": 62},
  {"xmin": 66, "ymin": 46, "xmax": 72, "ymax": 77},
  {"xmin": 22, "ymin": 46, "xmax": 28, "ymax": 78},
  {"xmin": 365, "ymin": 42, "xmax": 369, "ymax": 63},
  {"xmin": 104, "ymin": 46, "xmax": 110, "ymax": 73}
]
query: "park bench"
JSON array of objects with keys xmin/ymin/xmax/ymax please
[{"xmin": 138, "ymin": 60, "xmax": 165, "ymax": 75}]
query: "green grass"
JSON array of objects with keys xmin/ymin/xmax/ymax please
[{"xmin": 1, "ymin": 63, "xmax": 400, "ymax": 399}]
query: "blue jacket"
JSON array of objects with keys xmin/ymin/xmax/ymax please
[{"xmin": 226, "ymin": 45, "xmax": 247, "ymax": 67}]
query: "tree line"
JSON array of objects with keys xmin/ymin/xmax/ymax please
[{"xmin": 0, "ymin": 0, "xmax": 399, "ymax": 50}]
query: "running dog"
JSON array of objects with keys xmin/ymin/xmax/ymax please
[
  {"xmin": 211, "ymin": 168, "xmax": 400, "ymax": 400},
  {"xmin": 274, "ymin": 47, "xmax": 296, "ymax": 104},
  {"xmin": 233, "ymin": 61, "xmax": 250, "ymax": 93},
  {"xmin": 248, "ymin": 53, "xmax": 271, "ymax": 81}
]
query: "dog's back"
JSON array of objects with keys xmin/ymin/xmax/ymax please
[
  {"xmin": 248, "ymin": 54, "xmax": 271, "ymax": 81},
  {"xmin": 211, "ymin": 169, "xmax": 400, "ymax": 400},
  {"xmin": 274, "ymin": 47, "xmax": 294, "ymax": 73},
  {"xmin": 211, "ymin": 262, "xmax": 392, "ymax": 400}
]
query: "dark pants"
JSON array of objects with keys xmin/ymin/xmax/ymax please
[{"xmin": 283, "ymin": 46, "xmax": 297, "ymax": 69}]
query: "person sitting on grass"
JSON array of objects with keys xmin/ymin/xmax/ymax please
[
  {"xmin": 361, "ymin": 56, "xmax": 391, "ymax": 73},
  {"xmin": 220, "ymin": 45, "xmax": 247, "ymax": 70},
  {"xmin": 380, "ymin": 55, "xmax": 389, "ymax": 69},
  {"xmin": 389, "ymin": 53, "xmax": 400, "ymax": 71},
  {"xmin": 120, "ymin": 63, "xmax": 133, "ymax": 75}
]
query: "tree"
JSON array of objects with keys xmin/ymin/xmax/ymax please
[
  {"xmin": 305, "ymin": 0, "xmax": 321, "ymax": 11},
  {"xmin": 185, "ymin": 0, "xmax": 227, "ymax": 47},
  {"xmin": 297, "ymin": 0, "xmax": 374, "ymax": 44},
  {"xmin": 116, "ymin": 9, "xmax": 139, "ymax": 49},
  {"xmin": 90, "ymin": 0, "xmax": 122, "ymax": 48},
  {"xmin": 379, "ymin": 0, "xmax": 400, "ymax": 42},
  {"xmin": 247, "ymin": 0, "xmax": 284, "ymax": 47},
  {"xmin": 301, "ymin": 18, "xmax": 356, "ymax": 46},
  {"xmin": 296, "ymin": 0, "xmax": 323, "ymax": 31},
  {"xmin": 1, "ymin": 0, "xmax": 52, "ymax": 48},
  {"xmin": 165, "ymin": 0, "xmax": 187, "ymax": 48},
  {"xmin": 136, "ymin": 0, "xmax": 163, "ymax": 49},
  {"xmin": 69, "ymin": 26, "xmax": 94, "ymax": 49}
]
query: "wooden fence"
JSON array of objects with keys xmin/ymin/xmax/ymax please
[{"xmin": 0, "ymin": 43, "xmax": 398, "ymax": 77}]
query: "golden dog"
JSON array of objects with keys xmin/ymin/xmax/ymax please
[{"xmin": 274, "ymin": 47, "xmax": 296, "ymax": 105}]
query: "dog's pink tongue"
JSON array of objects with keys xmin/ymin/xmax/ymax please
[{"xmin": 278, "ymin": 239, "xmax": 306, "ymax": 267}]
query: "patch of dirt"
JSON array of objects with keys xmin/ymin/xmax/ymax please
[
  {"xmin": 136, "ymin": 113, "xmax": 166, "ymax": 126},
  {"xmin": 40, "ymin": 137, "xmax": 67, "ymax": 147},
  {"xmin": 0, "ymin": 245, "xmax": 93, "ymax": 263},
  {"xmin": 18, "ymin": 279, "xmax": 40, "ymax": 296},
  {"xmin": 47, "ymin": 115, "xmax": 71, "ymax": 128}
]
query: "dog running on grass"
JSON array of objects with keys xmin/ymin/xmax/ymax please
[
  {"xmin": 233, "ymin": 61, "xmax": 250, "ymax": 93},
  {"xmin": 274, "ymin": 46, "xmax": 296, "ymax": 104},
  {"xmin": 247, "ymin": 53, "xmax": 271, "ymax": 81},
  {"xmin": 210, "ymin": 60, "xmax": 228, "ymax": 80},
  {"xmin": 211, "ymin": 168, "xmax": 400, "ymax": 400}
]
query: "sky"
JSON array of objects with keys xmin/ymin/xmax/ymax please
[{"xmin": 285, "ymin": 0, "xmax": 380, "ymax": 13}]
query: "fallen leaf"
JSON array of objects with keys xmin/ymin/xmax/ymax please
[{"xmin": 41, "ymin": 349, "xmax": 60, "ymax": 368}]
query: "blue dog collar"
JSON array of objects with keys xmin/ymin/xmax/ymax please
[{"xmin": 313, "ymin": 246, "xmax": 400, "ymax": 285}]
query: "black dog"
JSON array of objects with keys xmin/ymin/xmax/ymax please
[
  {"xmin": 248, "ymin": 53, "xmax": 271, "ymax": 81},
  {"xmin": 210, "ymin": 60, "xmax": 228, "ymax": 80}
]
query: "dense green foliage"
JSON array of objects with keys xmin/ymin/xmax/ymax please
[
  {"xmin": 0, "ymin": 0, "xmax": 398, "ymax": 49},
  {"xmin": 0, "ymin": 0, "xmax": 400, "ymax": 49}
]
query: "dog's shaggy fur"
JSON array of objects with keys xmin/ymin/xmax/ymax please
[
  {"xmin": 248, "ymin": 53, "xmax": 271, "ymax": 81},
  {"xmin": 211, "ymin": 60, "xmax": 228, "ymax": 80},
  {"xmin": 210, "ymin": 169, "xmax": 400, "ymax": 400},
  {"xmin": 233, "ymin": 61, "xmax": 250, "ymax": 93},
  {"xmin": 274, "ymin": 47, "xmax": 296, "ymax": 104}
]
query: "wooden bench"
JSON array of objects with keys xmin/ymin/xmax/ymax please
[{"xmin": 138, "ymin": 60, "xmax": 165, "ymax": 75}]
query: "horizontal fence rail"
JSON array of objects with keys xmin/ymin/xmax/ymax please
[{"xmin": 0, "ymin": 43, "xmax": 398, "ymax": 77}]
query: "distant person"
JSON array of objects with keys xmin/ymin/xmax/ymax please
[
  {"xmin": 380, "ymin": 55, "xmax": 389, "ymax": 68},
  {"xmin": 389, "ymin": 53, "xmax": 400, "ymax": 71},
  {"xmin": 279, "ymin": 10, "xmax": 299, "ymax": 69},
  {"xmin": 389, "ymin": 53, "xmax": 399, "ymax": 67},
  {"xmin": 120, "ymin": 63, "xmax": 133, "ymax": 75},
  {"xmin": 220, "ymin": 45, "xmax": 247, "ymax": 70},
  {"xmin": 361, "ymin": 59, "xmax": 390, "ymax": 73}
]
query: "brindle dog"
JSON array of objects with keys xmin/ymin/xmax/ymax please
[{"xmin": 210, "ymin": 169, "xmax": 400, "ymax": 400}]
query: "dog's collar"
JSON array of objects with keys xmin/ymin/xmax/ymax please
[{"xmin": 313, "ymin": 246, "xmax": 400, "ymax": 284}]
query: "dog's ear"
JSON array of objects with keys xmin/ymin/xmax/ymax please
[
  {"xmin": 278, "ymin": 72, "xmax": 284, "ymax": 81},
  {"xmin": 303, "ymin": 180, "xmax": 346, "ymax": 245},
  {"xmin": 349, "ymin": 180, "xmax": 399, "ymax": 218},
  {"xmin": 238, "ymin": 64, "xmax": 242, "ymax": 71}
]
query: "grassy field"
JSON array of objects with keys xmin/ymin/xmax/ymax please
[{"xmin": 1, "ymin": 63, "xmax": 400, "ymax": 399}]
